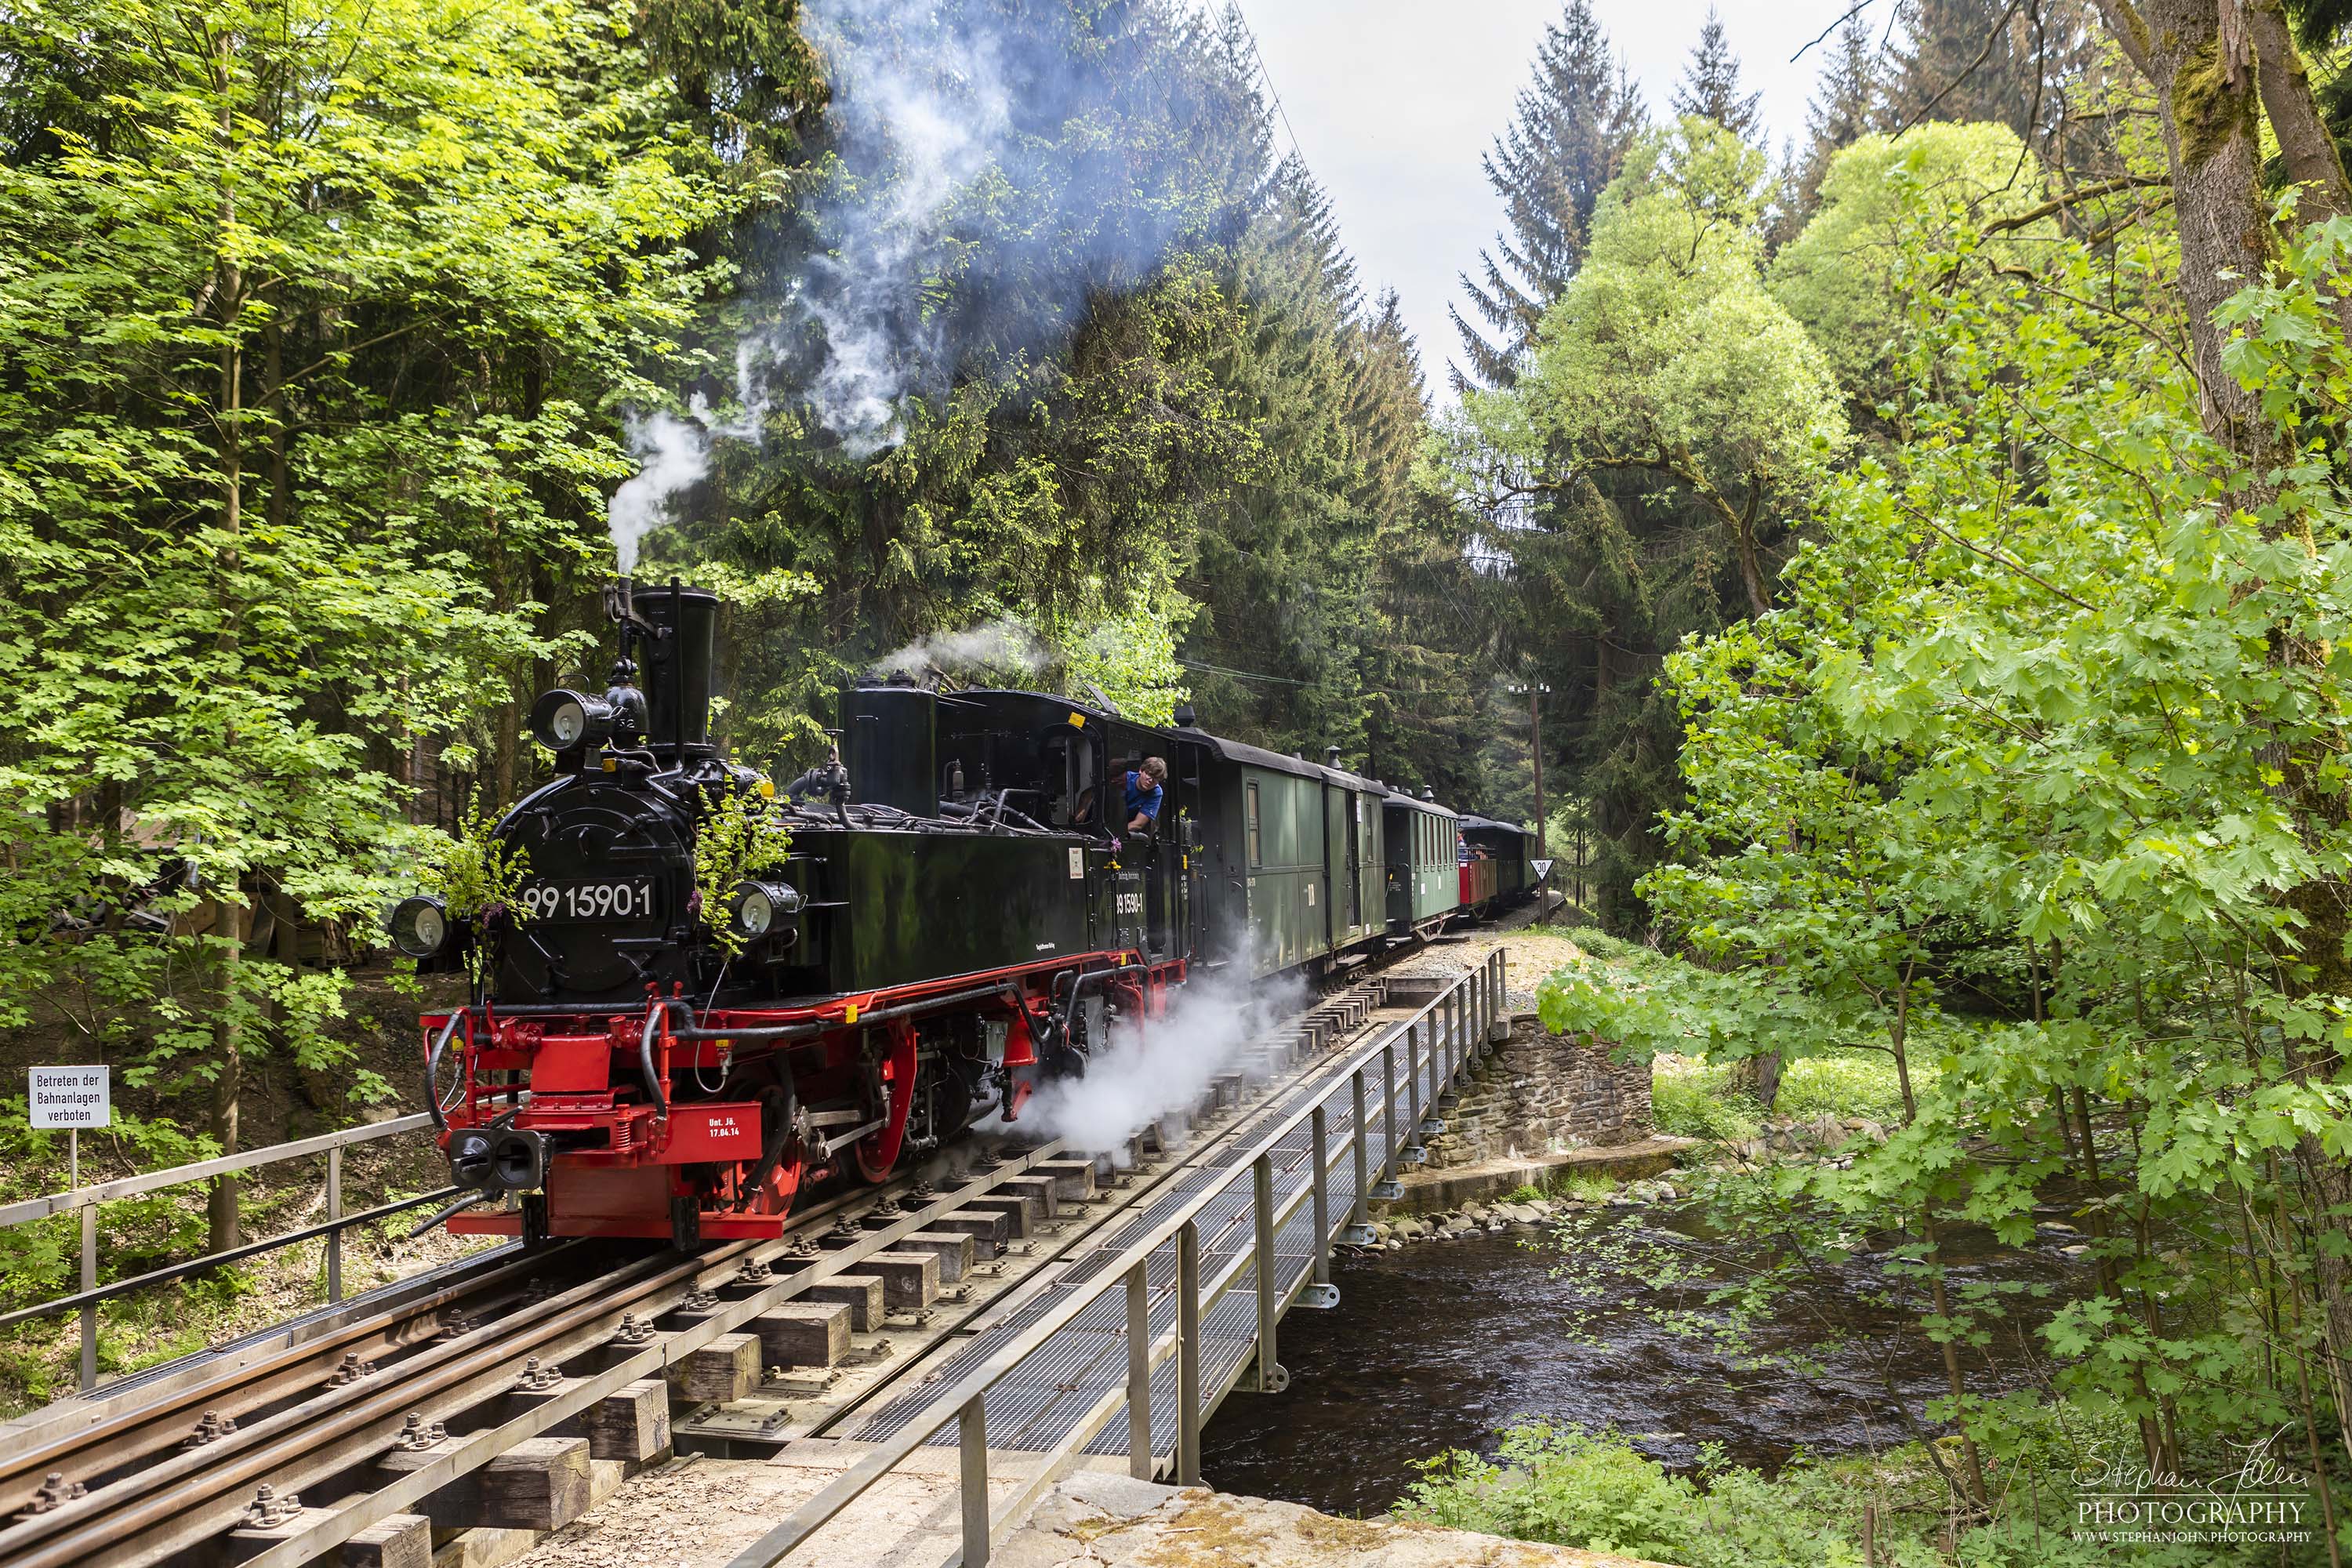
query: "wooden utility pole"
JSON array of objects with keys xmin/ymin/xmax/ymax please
[{"xmin": 1529, "ymin": 682, "xmax": 1545, "ymax": 858}]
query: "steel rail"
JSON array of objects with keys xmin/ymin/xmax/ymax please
[
  {"xmin": 0, "ymin": 1243, "xmax": 573, "ymax": 1511},
  {"xmin": 722, "ymin": 951, "xmax": 1504, "ymax": 1568},
  {"xmin": 0, "ymin": 1244, "xmax": 696, "ymax": 1568},
  {"xmin": 225, "ymin": 1142, "xmax": 1078, "ymax": 1568}
]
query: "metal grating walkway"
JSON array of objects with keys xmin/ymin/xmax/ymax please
[{"xmin": 847, "ymin": 978, "xmax": 1464, "ymax": 1462}]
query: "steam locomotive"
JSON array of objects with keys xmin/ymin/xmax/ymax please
[{"xmin": 391, "ymin": 583, "xmax": 1538, "ymax": 1247}]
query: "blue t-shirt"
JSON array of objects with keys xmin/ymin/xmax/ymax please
[{"xmin": 1123, "ymin": 771, "xmax": 1163, "ymax": 825}]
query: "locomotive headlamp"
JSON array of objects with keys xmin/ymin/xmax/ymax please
[
  {"xmin": 727, "ymin": 880, "xmax": 803, "ymax": 938},
  {"xmin": 389, "ymin": 895, "xmax": 449, "ymax": 959},
  {"xmin": 529, "ymin": 688, "xmax": 615, "ymax": 753}
]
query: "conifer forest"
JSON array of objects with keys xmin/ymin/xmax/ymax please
[{"xmin": 10, "ymin": 0, "xmax": 2352, "ymax": 1563}]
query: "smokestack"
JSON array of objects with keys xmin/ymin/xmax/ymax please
[{"xmin": 631, "ymin": 582, "xmax": 720, "ymax": 753}]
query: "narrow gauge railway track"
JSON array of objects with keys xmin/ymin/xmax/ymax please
[
  {"xmin": 0, "ymin": 1154, "xmax": 1055, "ymax": 1568},
  {"xmin": 12, "ymin": 964, "xmax": 1414, "ymax": 1568},
  {"xmin": 0, "ymin": 1238, "xmax": 588, "ymax": 1519}
]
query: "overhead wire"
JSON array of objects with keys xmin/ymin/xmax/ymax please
[{"xmin": 1221, "ymin": 1, "xmax": 1308, "ymax": 168}]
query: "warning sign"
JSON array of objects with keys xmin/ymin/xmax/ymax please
[
  {"xmin": 1531, "ymin": 859, "xmax": 1556, "ymax": 885},
  {"xmin": 29, "ymin": 1065, "xmax": 110, "ymax": 1129}
]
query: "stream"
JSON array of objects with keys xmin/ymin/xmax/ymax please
[{"xmin": 1197, "ymin": 1207, "xmax": 2072, "ymax": 1519}]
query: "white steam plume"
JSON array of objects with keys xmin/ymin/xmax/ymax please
[
  {"xmin": 606, "ymin": 344, "xmax": 766, "ymax": 573},
  {"xmin": 608, "ymin": 412, "xmax": 709, "ymax": 575},
  {"xmin": 869, "ymin": 617, "xmax": 1045, "ymax": 679},
  {"xmin": 1018, "ymin": 969, "xmax": 1308, "ymax": 1160},
  {"xmin": 604, "ymin": 0, "xmax": 1208, "ymax": 566},
  {"xmin": 797, "ymin": 0, "xmax": 1011, "ymax": 453}
]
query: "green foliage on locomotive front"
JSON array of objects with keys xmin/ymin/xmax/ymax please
[
  {"xmin": 693, "ymin": 788, "xmax": 796, "ymax": 961},
  {"xmin": 417, "ymin": 799, "xmax": 535, "ymax": 986}
]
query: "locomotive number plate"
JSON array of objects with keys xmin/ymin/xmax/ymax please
[{"xmin": 520, "ymin": 879, "xmax": 655, "ymax": 922}]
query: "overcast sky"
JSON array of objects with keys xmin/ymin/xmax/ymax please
[{"xmin": 1236, "ymin": 0, "xmax": 1871, "ymax": 400}]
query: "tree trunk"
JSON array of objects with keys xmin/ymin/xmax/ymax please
[
  {"xmin": 2094, "ymin": 0, "xmax": 2271, "ymax": 446},
  {"xmin": 1730, "ymin": 479, "xmax": 1770, "ymax": 619},
  {"xmin": 206, "ymin": 31, "xmax": 246, "ymax": 1258},
  {"xmin": 2247, "ymin": 0, "xmax": 2352, "ymax": 224},
  {"xmin": 495, "ymin": 696, "xmax": 517, "ymax": 806},
  {"xmin": 208, "ymin": 896, "xmax": 244, "ymax": 1254}
]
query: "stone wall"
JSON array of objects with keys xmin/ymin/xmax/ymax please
[{"xmin": 1421, "ymin": 1011, "xmax": 1652, "ymax": 1170}]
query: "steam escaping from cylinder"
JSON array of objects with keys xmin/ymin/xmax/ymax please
[{"xmin": 1018, "ymin": 969, "xmax": 1308, "ymax": 1163}]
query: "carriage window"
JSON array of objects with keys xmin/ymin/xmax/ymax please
[{"xmin": 1247, "ymin": 782, "xmax": 1261, "ymax": 866}]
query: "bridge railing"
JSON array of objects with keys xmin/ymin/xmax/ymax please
[
  {"xmin": 728, "ymin": 947, "xmax": 1510, "ymax": 1568},
  {"xmin": 0, "ymin": 1113, "xmax": 451, "ymax": 1392}
]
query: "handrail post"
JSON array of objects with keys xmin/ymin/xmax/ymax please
[
  {"xmin": 1439, "ymin": 987, "xmax": 1458, "ymax": 1086},
  {"xmin": 1252, "ymin": 1153, "xmax": 1279, "ymax": 1391},
  {"xmin": 1404, "ymin": 1023, "xmax": 1422, "ymax": 1138},
  {"xmin": 1426, "ymin": 1000, "xmax": 1445, "ymax": 1127},
  {"xmin": 1491, "ymin": 952, "xmax": 1504, "ymax": 1045},
  {"xmin": 1465, "ymin": 977, "xmax": 1479, "ymax": 1072},
  {"xmin": 78, "ymin": 1200, "xmax": 96, "ymax": 1392},
  {"xmin": 1381, "ymin": 1040, "xmax": 1398, "ymax": 1167},
  {"xmin": 1305, "ymin": 1104, "xmax": 1334, "ymax": 1307},
  {"xmin": 1124, "ymin": 1263, "xmax": 1152, "ymax": 1479},
  {"xmin": 1480, "ymin": 955, "xmax": 1492, "ymax": 1049},
  {"xmin": 1177, "ymin": 1220, "xmax": 1202, "ymax": 1484},
  {"xmin": 959, "ymin": 1396, "xmax": 989, "ymax": 1567},
  {"xmin": 327, "ymin": 1145, "xmax": 344, "ymax": 1304},
  {"xmin": 1345, "ymin": 1067, "xmax": 1372, "ymax": 1243}
]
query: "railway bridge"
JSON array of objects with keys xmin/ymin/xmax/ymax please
[{"xmin": 0, "ymin": 947, "xmax": 1666, "ymax": 1568}]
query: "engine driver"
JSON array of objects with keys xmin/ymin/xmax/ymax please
[{"xmin": 1123, "ymin": 757, "xmax": 1167, "ymax": 833}]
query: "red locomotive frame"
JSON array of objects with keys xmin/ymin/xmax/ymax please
[{"xmin": 427, "ymin": 949, "xmax": 1184, "ymax": 1241}]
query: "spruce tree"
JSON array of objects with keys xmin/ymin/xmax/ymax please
[
  {"xmin": 1797, "ymin": 12, "xmax": 1882, "ymax": 210},
  {"xmin": 1671, "ymin": 8, "xmax": 1763, "ymax": 142},
  {"xmin": 1449, "ymin": 0, "xmax": 1644, "ymax": 394},
  {"xmin": 1885, "ymin": 0, "xmax": 2040, "ymax": 136}
]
